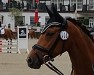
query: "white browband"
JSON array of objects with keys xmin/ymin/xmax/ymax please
[{"xmin": 41, "ymin": 22, "xmax": 61, "ymax": 33}]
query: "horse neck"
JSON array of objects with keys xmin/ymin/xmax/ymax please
[{"xmin": 67, "ymin": 22, "xmax": 94, "ymax": 75}]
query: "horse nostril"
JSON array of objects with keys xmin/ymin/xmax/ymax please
[{"xmin": 27, "ymin": 57, "xmax": 33, "ymax": 64}]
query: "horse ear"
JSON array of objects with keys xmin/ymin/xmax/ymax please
[
  {"xmin": 44, "ymin": 3, "xmax": 54, "ymax": 18},
  {"xmin": 51, "ymin": 3, "xmax": 60, "ymax": 18},
  {"xmin": 52, "ymin": 3, "xmax": 66, "ymax": 24}
]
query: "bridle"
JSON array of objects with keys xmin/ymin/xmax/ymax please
[
  {"xmin": 32, "ymin": 22, "xmax": 68, "ymax": 75},
  {"xmin": 32, "ymin": 22, "xmax": 67, "ymax": 62},
  {"xmin": 32, "ymin": 34, "xmax": 64, "ymax": 75},
  {"xmin": 32, "ymin": 32, "xmax": 61, "ymax": 62}
]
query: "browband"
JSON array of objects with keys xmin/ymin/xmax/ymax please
[{"xmin": 41, "ymin": 22, "xmax": 61, "ymax": 33}]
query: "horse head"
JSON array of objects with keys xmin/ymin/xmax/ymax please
[
  {"xmin": 27, "ymin": 4, "xmax": 94, "ymax": 75},
  {"xmin": 26, "ymin": 4, "xmax": 71, "ymax": 69}
]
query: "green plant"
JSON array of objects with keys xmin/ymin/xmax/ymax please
[
  {"xmin": 9, "ymin": 7, "xmax": 22, "ymax": 17},
  {"xmin": 9, "ymin": 7, "xmax": 23, "ymax": 26},
  {"xmin": 37, "ymin": 22, "xmax": 40, "ymax": 27},
  {"xmin": 83, "ymin": 18, "xmax": 89, "ymax": 25}
]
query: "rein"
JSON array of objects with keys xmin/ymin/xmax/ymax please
[{"xmin": 45, "ymin": 61, "xmax": 64, "ymax": 75}]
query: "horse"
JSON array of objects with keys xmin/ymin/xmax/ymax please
[
  {"xmin": 28, "ymin": 29, "xmax": 36, "ymax": 39},
  {"xmin": 26, "ymin": 4, "xmax": 94, "ymax": 75},
  {"xmin": 0, "ymin": 28, "xmax": 16, "ymax": 40}
]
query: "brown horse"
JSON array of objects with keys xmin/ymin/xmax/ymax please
[
  {"xmin": 28, "ymin": 29, "xmax": 36, "ymax": 39},
  {"xmin": 0, "ymin": 28, "xmax": 16, "ymax": 40},
  {"xmin": 26, "ymin": 4, "xmax": 94, "ymax": 75}
]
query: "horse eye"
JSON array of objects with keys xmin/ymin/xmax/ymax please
[{"xmin": 46, "ymin": 32, "xmax": 54, "ymax": 36}]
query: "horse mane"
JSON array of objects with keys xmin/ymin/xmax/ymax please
[{"xmin": 66, "ymin": 17, "xmax": 94, "ymax": 42}]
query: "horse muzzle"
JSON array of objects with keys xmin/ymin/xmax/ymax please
[{"xmin": 26, "ymin": 57, "xmax": 41, "ymax": 69}]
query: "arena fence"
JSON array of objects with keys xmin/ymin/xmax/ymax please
[{"xmin": 0, "ymin": 39, "xmax": 18, "ymax": 53}]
